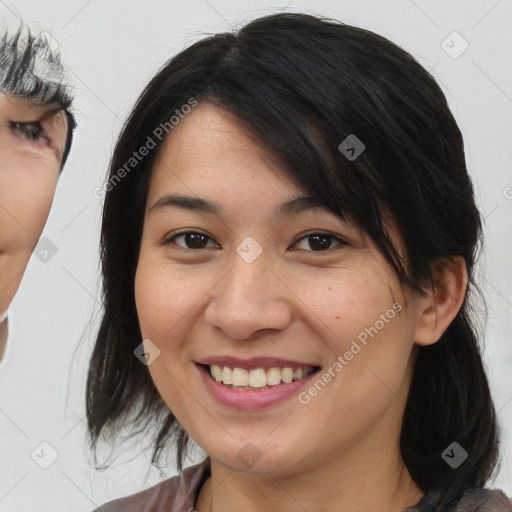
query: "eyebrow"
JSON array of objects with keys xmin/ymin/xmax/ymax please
[
  {"xmin": 149, "ymin": 193, "xmax": 330, "ymax": 220},
  {"xmin": 5, "ymin": 95, "xmax": 62, "ymax": 119}
]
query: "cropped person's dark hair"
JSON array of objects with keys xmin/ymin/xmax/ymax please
[
  {"xmin": 86, "ymin": 12, "xmax": 499, "ymax": 495},
  {"xmin": 0, "ymin": 25, "xmax": 76, "ymax": 166}
]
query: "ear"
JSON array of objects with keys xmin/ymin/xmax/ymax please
[{"xmin": 413, "ymin": 256, "xmax": 468, "ymax": 347}]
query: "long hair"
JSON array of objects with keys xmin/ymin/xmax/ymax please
[{"xmin": 86, "ymin": 12, "xmax": 499, "ymax": 492}]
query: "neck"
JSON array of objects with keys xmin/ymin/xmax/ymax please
[{"xmin": 197, "ymin": 434, "xmax": 423, "ymax": 512}]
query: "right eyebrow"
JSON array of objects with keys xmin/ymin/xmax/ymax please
[{"xmin": 150, "ymin": 194, "xmax": 220, "ymax": 216}]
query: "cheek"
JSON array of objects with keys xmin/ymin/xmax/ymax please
[
  {"xmin": 134, "ymin": 255, "xmax": 209, "ymax": 348},
  {"xmin": 290, "ymin": 263, "xmax": 414, "ymax": 398},
  {"xmin": 287, "ymin": 261, "xmax": 405, "ymax": 348},
  {"xmin": 0, "ymin": 158, "xmax": 59, "ymax": 249},
  {"xmin": 134, "ymin": 254, "xmax": 209, "ymax": 415}
]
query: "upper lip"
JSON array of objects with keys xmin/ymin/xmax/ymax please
[{"xmin": 196, "ymin": 356, "xmax": 320, "ymax": 370}]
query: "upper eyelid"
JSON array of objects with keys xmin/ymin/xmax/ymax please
[
  {"xmin": 294, "ymin": 232, "xmax": 347, "ymax": 244},
  {"xmin": 10, "ymin": 119, "xmax": 43, "ymax": 131}
]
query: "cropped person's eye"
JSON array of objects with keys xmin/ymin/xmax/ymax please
[{"xmin": 10, "ymin": 120, "xmax": 50, "ymax": 146}]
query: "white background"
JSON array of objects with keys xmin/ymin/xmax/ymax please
[{"xmin": 0, "ymin": 1, "xmax": 511, "ymax": 510}]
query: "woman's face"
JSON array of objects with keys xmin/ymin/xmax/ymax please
[
  {"xmin": 135, "ymin": 101, "xmax": 426, "ymax": 475},
  {"xmin": 0, "ymin": 93, "xmax": 68, "ymax": 313}
]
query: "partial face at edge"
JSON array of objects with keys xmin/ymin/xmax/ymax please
[
  {"xmin": 0, "ymin": 93, "xmax": 68, "ymax": 312},
  {"xmin": 134, "ymin": 101, "xmax": 427, "ymax": 476}
]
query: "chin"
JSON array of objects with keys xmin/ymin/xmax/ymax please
[{"xmin": 206, "ymin": 439, "xmax": 310, "ymax": 476}]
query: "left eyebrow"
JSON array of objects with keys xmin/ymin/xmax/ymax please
[{"xmin": 149, "ymin": 193, "xmax": 330, "ymax": 220}]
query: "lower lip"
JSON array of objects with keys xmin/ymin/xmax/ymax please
[{"xmin": 197, "ymin": 364, "xmax": 320, "ymax": 410}]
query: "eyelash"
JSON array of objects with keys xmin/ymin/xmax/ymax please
[
  {"xmin": 10, "ymin": 121, "xmax": 51, "ymax": 146},
  {"xmin": 163, "ymin": 230, "xmax": 348, "ymax": 253}
]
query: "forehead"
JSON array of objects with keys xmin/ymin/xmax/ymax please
[{"xmin": 151, "ymin": 101, "xmax": 294, "ymax": 187}]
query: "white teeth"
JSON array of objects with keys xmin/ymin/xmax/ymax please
[
  {"xmin": 222, "ymin": 366, "xmax": 233, "ymax": 384},
  {"xmin": 248, "ymin": 368, "xmax": 267, "ymax": 387},
  {"xmin": 281, "ymin": 367, "xmax": 293, "ymax": 383},
  {"xmin": 293, "ymin": 368, "xmax": 304, "ymax": 380},
  {"xmin": 208, "ymin": 364, "xmax": 316, "ymax": 388},
  {"xmin": 232, "ymin": 367, "xmax": 249, "ymax": 386},
  {"xmin": 267, "ymin": 367, "xmax": 282, "ymax": 386},
  {"xmin": 211, "ymin": 364, "xmax": 222, "ymax": 382}
]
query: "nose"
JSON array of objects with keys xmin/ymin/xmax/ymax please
[{"xmin": 203, "ymin": 251, "xmax": 293, "ymax": 341}]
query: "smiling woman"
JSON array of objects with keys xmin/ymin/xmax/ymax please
[
  {"xmin": 86, "ymin": 12, "xmax": 511, "ymax": 512},
  {"xmin": 0, "ymin": 25, "xmax": 76, "ymax": 362}
]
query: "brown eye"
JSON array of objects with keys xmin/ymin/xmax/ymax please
[
  {"xmin": 292, "ymin": 233, "xmax": 347, "ymax": 252},
  {"xmin": 166, "ymin": 231, "xmax": 218, "ymax": 250}
]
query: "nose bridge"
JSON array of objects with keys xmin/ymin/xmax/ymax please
[
  {"xmin": 231, "ymin": 253, "xmax": 267, "ymax": 297},
  {"xmin": 204, "ymin": 242, "xmax": 291, "ymax": 339},
  {"xmin": 222, "ymin": 235, "xmax": 272, "ymax": 301}
]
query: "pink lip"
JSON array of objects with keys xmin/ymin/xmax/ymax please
[
  {"xmin": 196, "ymin": 363, "xmax": 321, "ymax": 410},
  {"xmin": 196, "ymin": 355, "xmax": 319, "ymax": 370}
]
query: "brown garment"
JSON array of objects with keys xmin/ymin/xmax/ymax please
[
  {"xmin": 93, "ymin": 458, "xmax": 512, "ymax": 512},
  {"xmin": 93, "ymin": 458, "xmax": 211, "ymax": 512}
]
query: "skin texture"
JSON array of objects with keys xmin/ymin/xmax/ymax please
[
  {"xmin": 0, "ymin": 93, "xmax": 68, "ymax": 357},
  {"xmin": 134, "ymin": 102, "xmax": 467, "ymax": 512}
]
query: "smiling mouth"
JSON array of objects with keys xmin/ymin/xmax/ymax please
[{"xmin": 203, "ymin": 364, "xmax": 321, "ymax": 390}]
